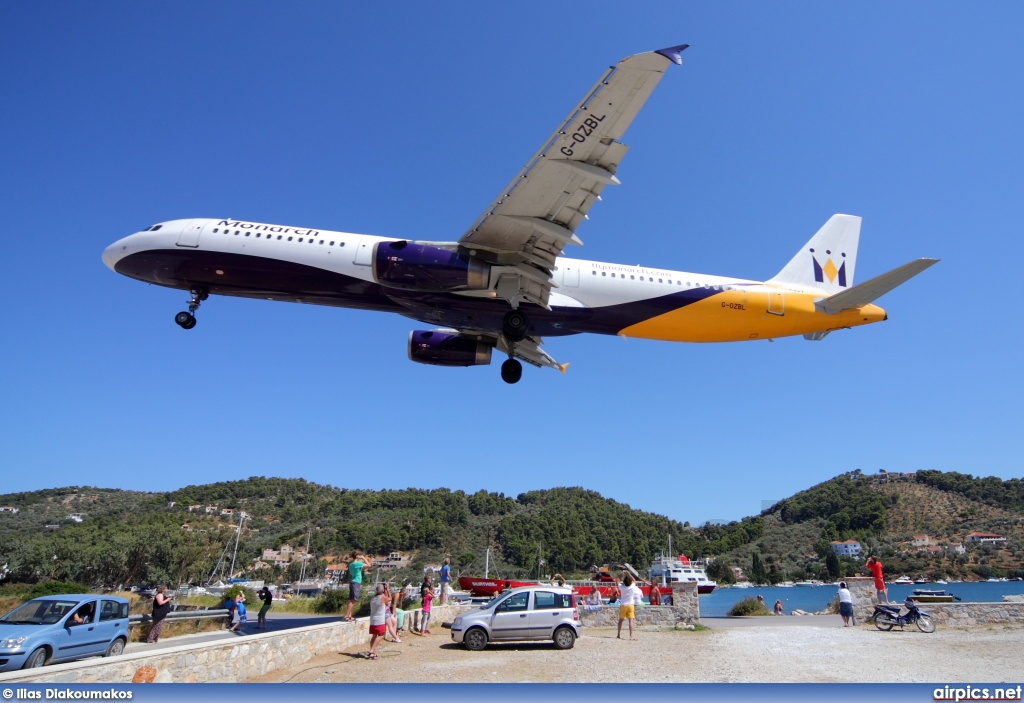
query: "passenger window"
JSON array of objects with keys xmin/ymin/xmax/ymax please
[
  {"xmin": 288, "ymin": 237, "xmax": 293, "ymax": 241},
  {"xmin": 213, "ymin": 228, "xmax": 219, "ymax": 233},
  {"xmin": 497, "ymin": 592, "xmax": 530, "ymax": 612},
  {"xmin": 630, "ymin": 275, "xmax": 635, "ymax": 280},
  {"xmin": 298, "ymin": 238, "xmax": 303, "ymax": 242},
  {"xmin": 533, "ymin": 591, "xmax": 571, "ymax": 610},
  {"xmin": 330, "ymin": 241, "xmax": 335, "ymax": 246},
  {"xmin": 592, "ymin": 270, "xmax": 597, "ymax": 275},
  {"xmin": 340, "ymin": 242, "xmax": 345, "ymax": 247},
  {"xmin": 601, "ymin": 272, "xmax": 606, "ymax": 276},
  {"xmin": 99, "ymin": 600, "xmax": 125, "ymax": 621}
]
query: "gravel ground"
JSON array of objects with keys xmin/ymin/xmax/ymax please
[{"xmin": 250, "ymin": 621, "xmax": 1024, "ymax": 684}]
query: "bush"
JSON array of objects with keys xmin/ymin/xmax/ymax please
[
  {"xmin": 313, "ymin": 589, "xmax": 349, "ymax": 614},
  {"xmin": 27, "ymin": 581, "xmax": 90, "ymax": 598},
  {"xmin": 727, "ymin": 597, "xmax": 770, "ymax": 616},
  {"xmin": 221, "ymin": 585, "xmax": 258, "ymax": 609}
]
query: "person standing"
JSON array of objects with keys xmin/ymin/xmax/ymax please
[
  {"xmin": 231, "ymin": 593, "xmax": 247, "ymax": 633},
  {"xmin": 367, "ymin": 584, "xmax": 388, "ymax": 659},
  {"xmin": 343, "ymin": 551, "xmax": 368, "ymax": 622},
  {"xmin": 837, "ymin": 581, "xmax": 855, "ymax": 626},
  {"xmin": 146, "ymin": 586, "xmax": 173, "ymax": 643},
  {"xmin": 419, "ymin": 574, "xmax": 434, "ymax": 635},
  {"xmin": 647, "ymin": 580, "xmax": 662, "ymax": 606},
  {"xmin": 256, "ymin": 585, "xmax": 273, "ymax": 629},
  {"xmin": 865, "ymin": 556, "xmax": 890, "ymax": 604},
  {"xmin": 439, "ymin": 558, "xmax": 452, "ymax": 605},
  {"xmin": 616, "ymin": 574, "xmax": 642, "ymax": 640}
]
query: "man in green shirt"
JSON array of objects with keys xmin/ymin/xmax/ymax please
[{"xmin": 343, "ymin": 551, "xmax": 369, "ymax": 621}]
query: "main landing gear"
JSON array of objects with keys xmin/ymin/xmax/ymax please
[
  {"xmin": 175, "ymin": 288, "xmax": 208, "ymax": 330},
  {"xmin": 500, "ymin": 309, "xmax": 529, "ymax": 384}
]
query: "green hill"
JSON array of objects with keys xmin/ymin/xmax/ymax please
[{"xmin": 1, "ymin": 471, "xmax": 1021, "ymax": 588}]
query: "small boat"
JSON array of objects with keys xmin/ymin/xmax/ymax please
[
  {"xmin": 893, "ymin": 575, "xmax": 915, "ymax": 585},
  {"xmin": 935, "ymin": 579, "xmax": 948, "ymax": 585},
  {"xmin": 793, "ymin": 580, "xmax": 823, "ymax": 587},
  {"xmin": 914, "ymin": 578, "xmax": 929, "ymax": 584},
  {"xmin": 909, "ymin": 589, "xmax": 959, "ymax": 603}
]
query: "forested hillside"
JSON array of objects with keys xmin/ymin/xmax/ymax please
[{"xmin": 1, "ymin": 470, "xmax": 1021, "ymax": 588}]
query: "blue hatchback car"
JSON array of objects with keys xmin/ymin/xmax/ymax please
[{"xmin": 0, "ymin": 594, "xmax": 130, "ymax": 671}]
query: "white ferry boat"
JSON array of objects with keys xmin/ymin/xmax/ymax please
[{"xmin": 648, "ymin": 554, "xmax": 717, "ymax": 594}]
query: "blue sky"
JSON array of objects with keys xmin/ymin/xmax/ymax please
[{"xmin": 1, "ymin": 2, "xmax": 1021, "ymax": 526}]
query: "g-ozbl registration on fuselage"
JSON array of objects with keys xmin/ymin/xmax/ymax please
[{"xmin": 102, "ymin": 44, "xmax": 936, "ymax": 384}]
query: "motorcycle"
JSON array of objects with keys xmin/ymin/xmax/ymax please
[{"xmin": 872, "ymin": 598, "xmax": 936, "ymax": 633}]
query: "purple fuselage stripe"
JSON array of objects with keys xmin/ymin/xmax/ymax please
[{"xmin": 114, "ymin": 250, "xmax": 715, "ymax": 337}]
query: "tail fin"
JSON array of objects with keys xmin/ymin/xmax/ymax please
[{"xmin": 769, "ymin": 214, "xmax": 861, "ymax": 294}]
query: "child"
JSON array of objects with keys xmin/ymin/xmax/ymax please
[
  {"xmin": 231, "ymin": 593, "xmax": 246, "ymax": 632},
  {"xmin": 420, "ymin": 575, "xmax": 434, "ymax": 635}
]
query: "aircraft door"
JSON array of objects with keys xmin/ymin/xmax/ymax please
[
  {"xmin": 561, "ymin": 262, "xmax": 580, "ymax": 287},
  {"xmin": 767, "ymin": 290, "xmax": 785, "ymax": 316},
  {"xmin": 353, "ymin": 236, "xmax": 374, "ymax": 266},
  {"xmin": 176, "ymin": 219, "xmax": 205, "ymax": 248}
]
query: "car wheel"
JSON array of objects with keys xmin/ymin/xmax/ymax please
[
  {"xmin": 105, "ymin": 637, "xmax": 126, "ymax": 657},
  {"xmin": 552, "ymin": 626, "xmax": 576, "ymax": 650},
  {"xmin": 463, "ymin": 627, "xmax": 488, "ymax": 651},
  {"xmin": 23, "ymin": 647, "xmax": 48, "ymax": 669}
]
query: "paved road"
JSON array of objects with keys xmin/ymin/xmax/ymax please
[{"xmin": 124, "ymin": 612, "xmax": 343, "ymax": 654}]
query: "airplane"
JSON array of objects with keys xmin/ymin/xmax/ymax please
[{"xmin": 102, "ymin": 43, "xmax": 937, "ymax": 384}]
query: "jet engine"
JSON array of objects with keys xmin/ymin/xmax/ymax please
[
  {"xmin": 374, "ymin": 240, "xmax": 489, "ymax": 291},
  {"xmin": 407, "ymin": 330, "xmax": 493, "ymax": 367}
]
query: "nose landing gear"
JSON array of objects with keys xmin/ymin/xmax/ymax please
[
  {"xmin": 175, "ymin": 287, "xmax": 208, "ymax": 329},
  {"xmin": 499, "ymin": 309, "xmax": 529, "ymax": 384},
  {"xmin": 500, "ymin": 357, "xmax": 523, "ymax": 384}
]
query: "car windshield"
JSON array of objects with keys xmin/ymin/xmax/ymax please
[{"xmin": 1, "ymin": 599, "xmax": 78, "ymax": 625}]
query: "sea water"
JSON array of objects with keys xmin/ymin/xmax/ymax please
[{"xmin": 695, "ymin": 580, "xmax": 1024, "ymax": 617}]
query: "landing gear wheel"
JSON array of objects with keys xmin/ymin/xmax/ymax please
[
  {"xmin": 175, "ymin": 311, "xmax": 196, "ymax": 329},
  {"xmin": 502, "ymin": 309, "xmax": 529, "ymax": 341},
  {"xmin": 873, "ymin": 612, "xmax": 894, "ymax": 631},
  {"xmin": 500, "ymin": 358, "xmax": 523, "ymax": 384}
]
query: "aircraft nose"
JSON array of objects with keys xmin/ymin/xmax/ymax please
[{"xmin": 102, "ymin": 238, "xmax": 131, "ymax": 271}]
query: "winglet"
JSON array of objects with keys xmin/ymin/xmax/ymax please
[
  {"xmin": 558, "ymin": 363, "xmax": 570, "ymax": 375},
  {"xmin": 655, "ymin": 44, "xmax": 690, "ymax": 65}
]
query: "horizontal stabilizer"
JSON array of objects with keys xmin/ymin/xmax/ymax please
[{"xmin": 815, "ymin": 258, "xmax": 939, "ymax": 314}]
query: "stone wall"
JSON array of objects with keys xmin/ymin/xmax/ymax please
[
  {"xmin": 578, "ymin": 583, "xmax": 699, "ymax": 629},
  {"xmin": 843, "ymin": 577, "xmax": 1024, "ymax": 626},
  {"xmin": 0, "ymin": 604, "xmax": 472, "ymax": 685}
]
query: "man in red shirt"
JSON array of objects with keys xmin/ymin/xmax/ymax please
[{"xmin": 865, "ymin": 555, "xmax": 890, "ymax": 603}]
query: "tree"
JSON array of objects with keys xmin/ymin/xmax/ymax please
[
  {"xmin": 825, "ymin": 550, "xmax": 841, "ymax": 580},
  {"xmin": 749, "ymin": 552, "xmax": 767, "ymax": 585}
]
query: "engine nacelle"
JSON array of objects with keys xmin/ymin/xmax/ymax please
[
  {"xmin": 407, "ymin": 330, "xmax": 493, "ymax": 367},
  {"xmin": 374, "ymin": 240, "xmax": 490, "ymax": 291}
]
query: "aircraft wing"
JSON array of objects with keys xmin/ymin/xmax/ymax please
[{"xmin": 458, "ymin": 43, "xmax": 689, "ymax": 308}]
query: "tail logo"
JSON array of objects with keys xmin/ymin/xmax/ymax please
[{"xmin": 811, "ymin": 249, "xmax": 847, "ymax": 287}]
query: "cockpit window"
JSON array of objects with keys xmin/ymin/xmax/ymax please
[{"xmin": 151, "ymin": 225, "xmax": 162, "ymax": 231}]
